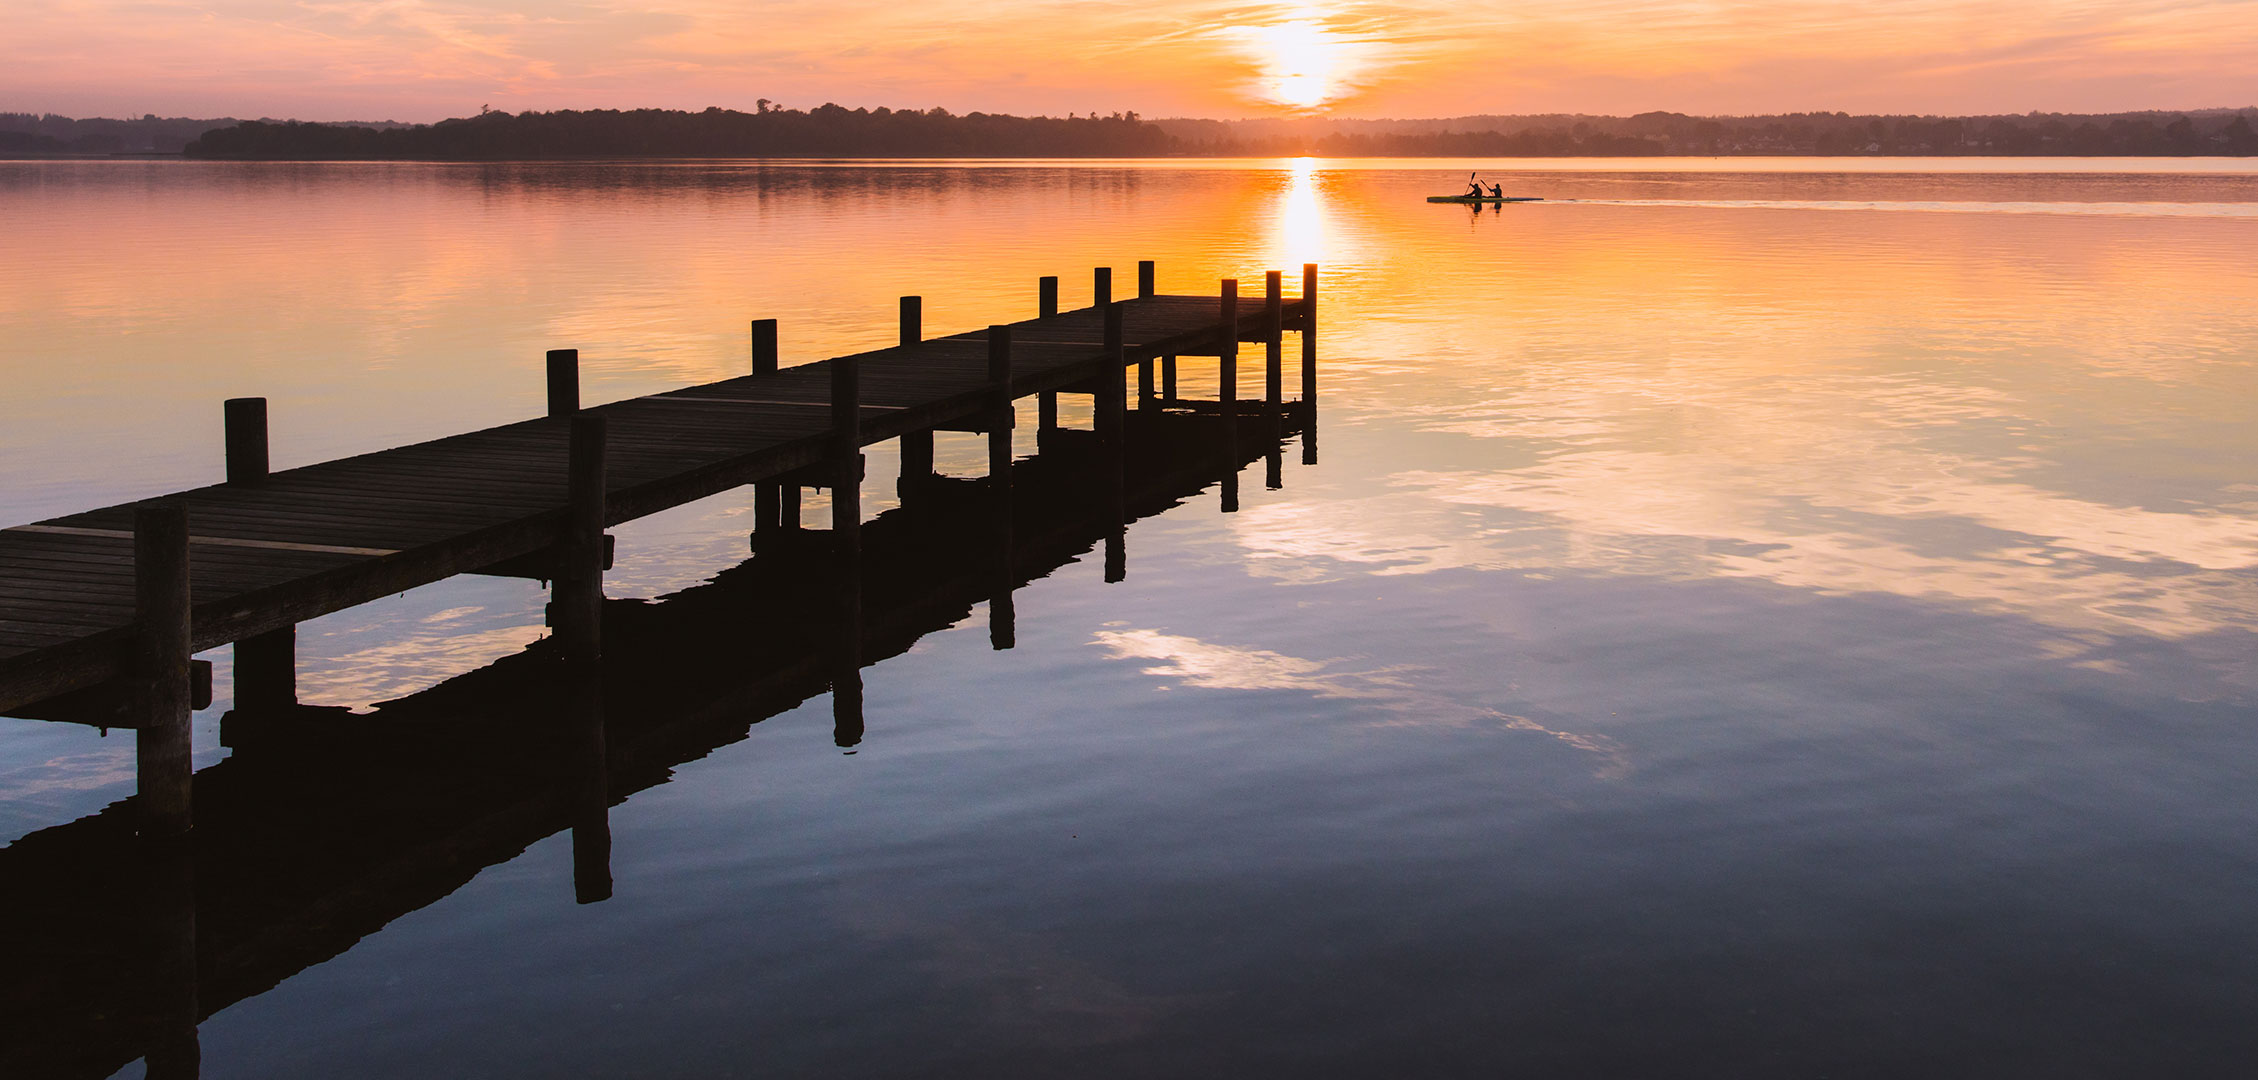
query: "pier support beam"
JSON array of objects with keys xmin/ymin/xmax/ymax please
[
  {"xmin": 135, "ymin": 504, "xmax": 193, "ymax": 837},
  {"xmin": 546, "ymin": 348, "xmax": 579, "ymax": 418},
  {"xmin": 234, "ymin": 625, "xmax": 297, "ymax": 713},
  {"xmin": 831, "ymin": 354, "xmax": 865, "ymax": 749},
  {"xmin": 554, "ymin": 416, "xmax": 606, "ymax": 663}
]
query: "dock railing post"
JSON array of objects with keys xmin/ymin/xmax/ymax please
[
  {"xmin": 1136, "ymin": 260, "xmax": 1157, "ymax": 406},
  {"xmin": 555, "ymin": 415, "xmax": 606, "ymax": 663},
  {"xmin": 546, "ymin": 348, "xmax": 579, "ymax": 418},
  {"xmin": 224, "ymin": 397, "xmax": 268, "ymax": 485},
  {"xmin": 832, "ymin": 353, "xmax": 865, "ymax": 748},
  {"xmin": 1038, "ymin": 276, "xmax": 1060, "ymax": 435},
  {"xmin": 1100, "ymin": 303, "xmax": 1127, "ymax": 444},
  {"xmin": 1101, "ymin": 303, "xmax": 1128, "ymax": 582},
  {"xmin": 1138, "ymin": 260, "xmax": 1156, "ymax": 299},
  {"xmin": 1094, "ymin": 266, "xmax": 1112, "ymax": 307},
  {"xmin": 1302, "ymin": 263, "xmax": 1319, "ymax": 465},
  {"xmin": 135, "ymin": 503, "xmax": 193, "ymax": 837},
  {"xmin": 1265, "ymin": 270, "xmax": 1284, "ymax": 409},
  {"xmin": 899, "ymin": 295, "xmax": 921, "ymax": 348},
  {"xmin": 987, "ymin": 326, "xmax": 1017, "ymax": 650},
  {"xmin": 751, "ymin": 319, "xmax": 778, "ymax": 376}
]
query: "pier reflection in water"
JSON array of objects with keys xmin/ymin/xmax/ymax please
[{"xmin": 0, "ymin": 406, "xmax": 1304, "ymax": 1079}]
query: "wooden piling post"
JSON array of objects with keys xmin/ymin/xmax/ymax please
[
  {"xmin": 1265, "ymin": 270, "xmax": 1284, "ymax": 407},
  {"xmin": 1138, "ymin": 260, "xmax": 1156, "ymax": 298},
  {"xmin": 1100, "ymin": 303, "xmax": 1126, "ymax": 444},
  {"xmin": 899, "ymin": 295, "xmax": 921, "ymax": 348},
  {"xmin": 831, "ymin": 353, "xmax": 864, "ymax": 749},
  {"xmin": 899, "ymin": 295, "xmax": 935, "ymax": 498},
  {"xmin": 1094, "ymin": 266, "xmax": 1112, "ymax": 307},
  {"xmin": 546, "ymin": 348, "xmax": 579, "ymax": 418},
  {"xmin": 141, "ymin": 831, "xmax": 201, "ymax": 1078},
  {"xmin": 1162, "ymin": 353, "xmax": 1177, "ymax": 403},
  {"xmin": 1038, "ymin": 276, "xmax": 1059, "ymax": 433},
  {"xmin": 781, "ymin": 483, "xmax": 802, "ymax": 530},
  {"xmin": 751, "ymin": 319, "xmax": 778, "ymax": 376},
  {"xmin": 1136, "ymin": 261, "xmax": 1157, "ymax": 405},
  {"xmin": 1302, "ymin": 263, "xmax": 1319, "ymax": 465},
  {"xmin": 752, "ymin": 320, "xmax": 781, "ymax": 537},
  {"xmin": 234, "ymin": 625, "xmax": 296, "ymax": 713},
  {"xmin": 987, "ymin": 326, "xmax": 1015, "ymax": 487},
  {"xmin": 555, "ymin": 415, "xmax": 606, "ymax": 663},
  {"xmin": 1301, "ymin": 263, "xmax": 1318, "ymax": 406},
  {"xmin": 1220, "ymin": 278, "xmax": 1239, "ymax": 446},
  {"xmin": 223, "ymin": 397, "xmax": 268, "ymax": 485},
  {"xmin": 135, "ymin": 503, "xmax": 193, "ymax": 837}
]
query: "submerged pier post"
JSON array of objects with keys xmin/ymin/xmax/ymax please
[
  {"xmin": 1265, "ymin": 270, "xmax": 1284, "ymax": 408},
  {"xmin": 1038, "ymin": 276, "xmax": 1060, "ymax": 435},
  {"xmin": 568, "ymin": 661, "xmax": 612, "ymax": 905},
  {"xmin": 1302, "ymin": 263, "xmax": 1319, "ymax": 465},
  {"xmin": 141, "ymin": 830, "xmax": 201, "ymax": 1079},
  {"xmin": 223, "ymin": 396, "xmax": 268, "ymax": 485},
  {"xmin": 136, "ymin": 504, "xmax": 193, "ymax": 837},
  {"xmin": 554, "ymin": 415, "xmax": 606, "ymax": 663},
  {"xmin": 831, "ymin": 354, "xmax": 865, "ymax": 748},
  {"xmin": 546, "ymin": 348, "xmax": 579, "ymax": 418},
  {"xmin": 1162, "ymin": 353, "xmax": 1177, "ymax": 404}
]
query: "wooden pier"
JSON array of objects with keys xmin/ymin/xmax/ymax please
[
  {"xmin": 0, "ymin": 262, "xmax": 1318, "ymax": 836},
  {"xmin": 0, "ymin": 409, "xmax": 1309, "ymax": 1079}
]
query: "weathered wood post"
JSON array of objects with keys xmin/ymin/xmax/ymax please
[
  {"xmin": 1102, "ymin": 303, "xmax": 1128, "ymax": 582},
  {"xmin": 832, "ymin": 354, "xmax": 865, "ymax": 748},
  {"xmin": 988, "ymin": 324, "xmax": 1017, "ymax": 649},
  {"xmin": 752, "ymin": 319, "xmax": 783, "ymax": 536},
  {"xmin": 781, "ymin": 483, "xmax": 802, "ymax": 531},
  {"xmin": 222, "ymin": 396, "xmax": 299, "ymax": 715},
  {"xmin": 1136, "ymin": 261, "xmax": 1157, "ymax": 406},
  {"xmin": 546, "ymin": 348, "xmax": 579, "ymax": 418},
  {"xmin": 1265, "ymin": 270, "xmax": 1284, "ymax": 408},
  {"xmin": 898, "ymin": 296, "xmax": 935, "ymax": 501},
  {"xmin": 554, "ymin": 415, "xmax": 606, "ymax": 663},
  {"xmin": 1163, "ymin": 353, "xmax": 1177, "ymax": 404},
  {"xmin": 987, "ymin": 325, "xmax": 1014, "ymax": 489},
  {"xmin": 1094, "ymin": 266, "xmax": 1112, "ymax": 307},
  {"xmin": 1302, "ymin": 263, "xmax": 1319, "ymax": 465},
  {"xmin": 223, "ymin": 396, "xmax": 267, "ymax": 485},
  {"xmin": 136, "ymin": 503, "xmax": 193, "ymax": 837},
  {"xmin": 1220, "ymin": 278, "xmax": 1239, "ymax": 448},
  {"xmin": 1038, "ymin": 276, "xmax": 1060, "ymax": 435}
]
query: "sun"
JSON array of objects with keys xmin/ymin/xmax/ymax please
[{"xmin": 1237, "ymin": 19, "xmax": 1364, "ymax": 111}]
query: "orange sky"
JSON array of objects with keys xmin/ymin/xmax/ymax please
[{"xmin": 6, "ymin": 0, "xmax": 2256, "ymax": 121}]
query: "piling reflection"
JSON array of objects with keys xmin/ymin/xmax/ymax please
[{"xmin": 0, "ymin": 406, "xmax": 1303, "ymax": 1079}]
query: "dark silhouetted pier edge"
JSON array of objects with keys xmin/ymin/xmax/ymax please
[
  {"xmin": 0, "ymin": 259, "xmax": 1321, "ymax": 827},
  {"xmin": 0, "ymin": 396, "xmax": 1308, "ymax": 1080}
]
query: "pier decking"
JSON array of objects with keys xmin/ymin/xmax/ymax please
[{"xmin": 0, "ymin": 262, "xmax": 1318, "ymax": 836}]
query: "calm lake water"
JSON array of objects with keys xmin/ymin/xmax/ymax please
[{"xmin": 3, "ymin": 157, "xmax": 2257, "ymax": 1076}]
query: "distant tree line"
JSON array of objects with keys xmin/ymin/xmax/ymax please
[
  {"xmin": 1165, "ymin": 109, "xmax": 2258, "ymax": 157},
  {"xmin": 185, "ymin": 105, "xmax": 1175, "ymax": 159},
  {"xmin": 19, "ymin": 104, "xmax": 2248, "ymax": 160}
]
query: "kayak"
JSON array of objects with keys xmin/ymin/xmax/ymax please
[{"xmin": 1427, "ymin": 195, "xmax": 1544, "ymax": 203}]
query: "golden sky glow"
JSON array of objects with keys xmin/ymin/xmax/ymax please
[{"xmin": 4, "ymin": 0, "xmax": 2256, "ymax": 120}]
